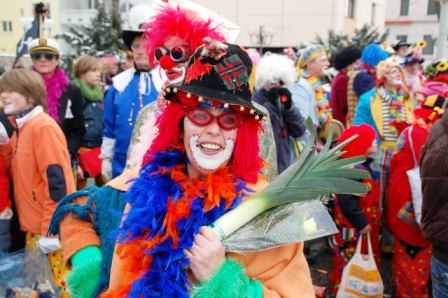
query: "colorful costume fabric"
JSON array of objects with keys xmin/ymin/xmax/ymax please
[
  {"xmin": 102, "ymin": 68, "xmax": 158, "ymax": 177},
  {"xmin": 103, "ymin": 148, "xmax": 314, "ymax": 297},
  {"xmin": 387, "ymin": 125, "xmax": 432, "ymax": 297}
]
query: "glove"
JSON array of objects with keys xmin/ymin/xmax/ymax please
[
  {"xmin": 0, "ymin": 112, "xmax": 14, "ymax": 144},
  {"xmin": 67, "ymin": 246, "xmax": 102, "ymax": 298},
  {"xmin": 277, "ymin": 88, "xmax": 292, "ymax": 110},
  {"xmin": 191, "ymin": 259, "xmax": 262, "ymax": 298},
  {"xmin": 101, "ymin": 158, "xmax": 112, "ymax": 182},
  {"xmin": 267, "ymin": 87, "xmax": 292, "ymax": 110},
  {"xmin": 38, "ymin": 237, "xmax": 60, "ymax": 254}
]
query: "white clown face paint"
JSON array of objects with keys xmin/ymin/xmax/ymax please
[
  {"xmin": 183, "ymin": 108, "xmax": 238, "ymax": 178},
  {"xmin": 385, "ymin": 67, "xmax": 404, "ymax": 87}
]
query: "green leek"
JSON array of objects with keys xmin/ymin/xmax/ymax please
[{"xmin": 212, "ymin": 119, "xmax": 370, "ymax": 243}]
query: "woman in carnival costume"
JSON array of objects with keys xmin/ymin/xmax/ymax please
[
  {"xmin": 103, "ymin": 42, "xmax": 314, "ymax": 297},
  {"xmin": 329, "ymin": 124, "xmax": 381, "ymax": 295},
  {"xmin": 48, "ymin": 7, "xmax": 278, "ymax": 298},
  {"xmin": 126, "ymin": 6, "xmax": 278, "ymax": 180},
  {"xmin": 386, "ymin": 79, "xmax": 448, "ymax": 298}
]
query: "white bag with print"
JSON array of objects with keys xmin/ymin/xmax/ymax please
[{"xmin": 336, "ymin": 233, "xmax": 383, "ymax": 298}]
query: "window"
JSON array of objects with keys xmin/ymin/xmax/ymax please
[
  {"xmin": 2, "ymin": 21, "xmax": 12, "ymax": 32},
  {"xmin": 396, "ymin": 35, "xmax": 408, "ymax": 43},
  {"xmin": 400, "ymin": 0, "xmax": 409, "ymax": 16},
  {"xmin": 423, "ymin": 35, "xmax": 435, "ymax": 55},
  {"xmin": 346, "ymin": 0, "xmax": 356, "ymax": 18},
  {"xmin": 427, "ymin": 0, "xmax": 439, "ymax": 15},
  {"xmin": 371, "ymin": 3, "xmax": 376, "ymax": 25},
  {"xmin": 88, "ymin": 0, "xmax": 96, "ymax": 9}
]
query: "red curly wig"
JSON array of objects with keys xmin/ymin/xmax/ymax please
[
  {"xmin": 143, "ymin": 6, "xmax": 225, "ymax": 68},
  {"xmin": 142, "ymin": 92, "xmax": 263, "ymax": 184}
]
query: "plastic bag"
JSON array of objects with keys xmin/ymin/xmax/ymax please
[
  {"xmin": 336, "ymin": 233, "xmax": 383, "ymax": 298},
  {"xmin": 0, "ymin": 246, "xmax": 58, "ymax": 297},
  {"xmin": 223, "ymin": 200, "xmax": 337, "ymax": 252},
  {"xmin": 406, "ymin": 127, "xmax": 423, "ymax": 224}
]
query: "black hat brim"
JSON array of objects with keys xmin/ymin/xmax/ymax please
[
  {"xmin": 166, "ymin": 85, "xmax": 266, "ymax": 117},
  {"xmin": 122, "ymin": 30, "xmax": 144, "ymax": 50}
]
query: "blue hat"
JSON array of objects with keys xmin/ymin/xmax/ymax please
[{"xmin": 361, "ymin": 44, "xmax": 389, "ymax": 68}]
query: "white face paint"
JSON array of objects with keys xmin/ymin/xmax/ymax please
[
  {"xmin": 189, "ymin": 135, "xmax": 234, "ymax": 171},
  {"xmin": 183, "ymin": 108, "xmax": 238, "ymax": 178},
  {"xmin": 386, "ymin": 67, "xmax": 404, "ymax": 87}
]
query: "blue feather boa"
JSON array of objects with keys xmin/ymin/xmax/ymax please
[{"xmin": 116, "ymin": 148, "xmax": 249, "ymax": 297}]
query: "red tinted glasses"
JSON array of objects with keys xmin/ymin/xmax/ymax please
[{"xmin": 183, "ymin": 107, "xmax": 244, "ymax": 130}]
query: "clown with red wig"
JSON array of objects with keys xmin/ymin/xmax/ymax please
[
  {"xmin": 98, "ymin": 42, "xmax": 314, "ymax": 297},
  {"xmin": 125, "ymin": 6, "xmax": 277, "ymax": 181},
  {"xmin": 386, "ymin": 80, "xmax": 448, "ymax": 298},
  {"xmin": 329, "ymin": 124, "xmax": 381, "ymax": 295}
]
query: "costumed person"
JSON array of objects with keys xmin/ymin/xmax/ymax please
[
  {"xmin": 100, "ymin": 9, "xmax": 159, "ymax": 180},
  {"xmin": 102, "ymin": 42, "xmax": 314, "ymax": 297},
  {"xmin": 420, "ymin": 94, "xmax": 448, "ymax": 298},
  {"xmin": 345, "ymin": 43, "xmax": 389, "ymax": 127},
  {"xmin": 330, "ymin": 45, "xmax": 362, "ymax": 126},
  {"xmin": 73, "ymin": 55, "xmax": 105, "ymax": 189},
  {"xmin": 392, "ymin": 40, "xmax": 411, "ymax": 64},
  {"xmin": 29, "ymin": 38, "xmax": 86, "ymax": 169},
  {"xmin": 253, "ymin": 53, "xmax": 305, "ymax": 173},
  {"xmin": 0, "ymin": 69, "xmax": 75, "ymax": 297},
  {"xmin": 329, "ymin": 124, "xmax": 381, "ymax": 295},
  {"xmin": 401, "ymin": 45, "xmax": 425, "ymax": 97},
  {"xmin": 125, "ymin": 5, "xmax": 278, "ymax": 181},
  {"xmin": 387, "ymin": 91, "xmax": 448, "ymax": 298},
  {"xmin": 353, "ymin": 57, "xmax": 415, "ymax": 205},
  {"xmin": 290, "ymin": 44, "xmax": 331, "ymax": 143}
]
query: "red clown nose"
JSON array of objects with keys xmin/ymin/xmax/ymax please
[{"xmin": 159, "ymin": 55, "xmax": 176, "ymax": 70}]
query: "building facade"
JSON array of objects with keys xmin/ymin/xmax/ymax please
[
  {"xmin": 386, "ymin": 0, "xmax": 447, "ymax": 58},
  {"xmin": 191, "ymin": 0, "xmax": 386, "ymax": 48},
  {"xmin": 0, "ymin": 0, "xmax": 60, "ymax": 55}
]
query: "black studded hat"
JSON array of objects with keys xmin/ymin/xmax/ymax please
[{"xmin": 163, "ymin": 40, "xmax": 265, "ymax": 118}]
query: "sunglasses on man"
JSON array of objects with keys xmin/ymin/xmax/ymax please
[{"xmin": 30, "ymin": 52, "xmax": 59, "ymax": 61}]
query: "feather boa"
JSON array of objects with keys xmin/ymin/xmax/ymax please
[
  {"xmin": 35, "ymin": 67, "xmax": 69, "ymax": 123},
  {"xmin": 102, "ymin": 148, "xmax": 250, "ymax": 297}
]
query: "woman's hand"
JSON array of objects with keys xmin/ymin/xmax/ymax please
[{"xmin": 184, "ymin": 226, "xmax": 225, "ymax": 283}]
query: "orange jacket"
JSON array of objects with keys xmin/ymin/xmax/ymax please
[{"xmin": 0, "ymin": 110, "xmax": 75, "ymax": 235}]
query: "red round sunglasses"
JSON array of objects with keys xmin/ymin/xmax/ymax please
[{"xmin": 183, "ymin": 107, "xmax": 244, "ymax": 130}]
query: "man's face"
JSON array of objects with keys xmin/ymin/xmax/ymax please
[
  {"xmin": 154, "ymin": 36, "xmax": 191, "ymax": 85},
  {"xmin": 397, "ymin": 46, "xmax": 410, "ymax": 57},
  {"xmin": 31, "ymin": 51, "xmax": 59, "ymax": 76},
  {"xmin": 404, "ymin": 62, "xmax": 420, "ymax": 75},
  {"xmin": 131, "ymin": 36, "xmax": 150, "ymax": 69},
  {"xmin": 306, "ymin": 54, "xmax": 329, "ymax": 78}
]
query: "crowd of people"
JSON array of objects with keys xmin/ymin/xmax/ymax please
[{"xmin": 0, "ymin": 3, "xmax": 448, "ymax": 298}]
